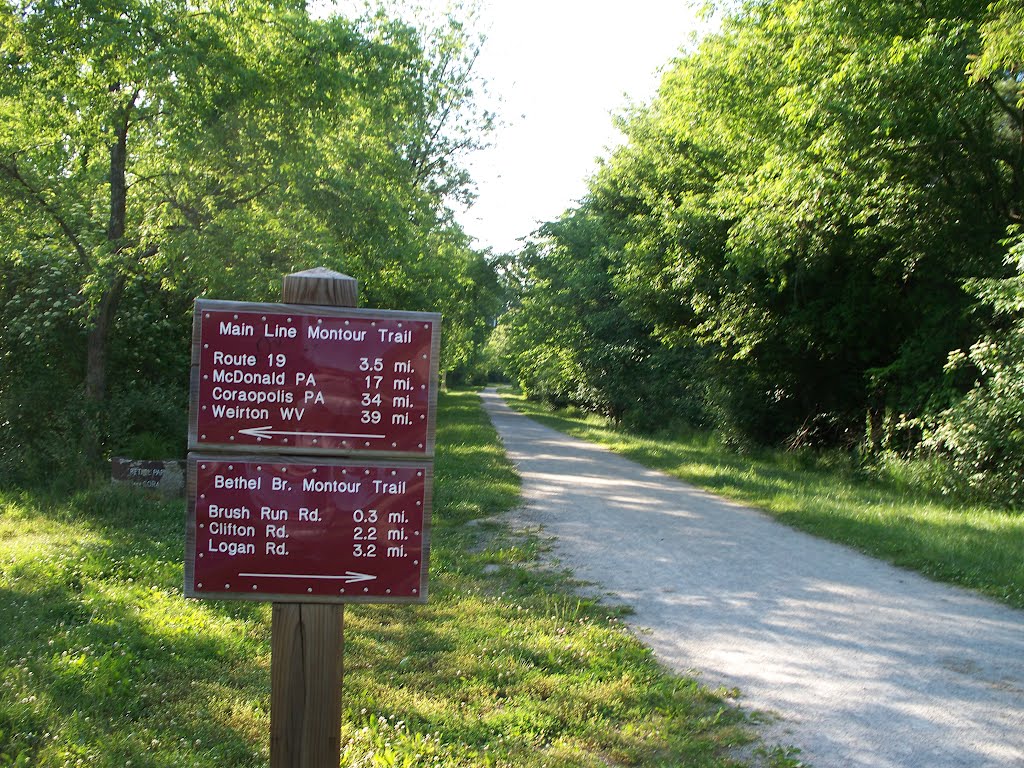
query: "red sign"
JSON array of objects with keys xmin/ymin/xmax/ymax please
[
  {"xmin": 185, "ymin": 455, "xmax": 431, "ymax": 603},
  {"xmin": 189, "ymin": 300, "xmax": 440, "ymax": 457}
]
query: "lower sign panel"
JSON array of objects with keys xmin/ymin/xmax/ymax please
[{"xmin": 185, "ymin": 454, "xmax": 431, "ymax": 603}]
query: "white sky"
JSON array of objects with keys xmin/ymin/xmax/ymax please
[{"xmin": 319, "ymin": 1, "xmax": 712, "ymax": 254}]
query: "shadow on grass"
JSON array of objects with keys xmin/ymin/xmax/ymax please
[{"xmin": 0, "ymin": 576, "xmax": 267, "ymax": 767}]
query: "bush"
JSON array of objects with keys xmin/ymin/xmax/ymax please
[
  {"xmin": 104, "ymin": 383, "xmax": 188, "ymax": 461},
  {"xmin": 924, "ymin": 336, "xmax": 1024, "ymax": 507},
  {"xmin": 923, "ymin": 232, "xmax": 1024, "ymax": 508}
]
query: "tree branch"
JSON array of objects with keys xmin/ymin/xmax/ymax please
[
  {"xmin": 980, "ymin": 78, "xmax": 1024, "ymax": 130},
  {"xmin": 0, "ymin": 156, "xmax": 91, "ymax": 264}
]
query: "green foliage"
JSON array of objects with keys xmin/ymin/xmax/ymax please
[
  {"xmin": 0, "ymin": 252, "xmax": 89, "ymax": 486},
  {"xmin": 0, "ymin": 0, "xmax": 499, "ymax": 483},
  {"xmin": 969, "ymin": 0, "xmax": 1024, "ymax": 99},
  {"xmin": 497, "ymin": 206, "xmax": 711, "ymax": 429},
  {"xmin": 609, "ymin": 0, "xmax": 1009, "ymax": 442},
  {"xmin": 924, "ymin": 230, "xmax": 1024, "ymax": 506},
  {"xmin": 498, "ymin": 0, "xmax": 1022, "ymax": 473},
  {"xmin": 918, "ymin": 1, "xmax": 1024, "ymax": 506}
]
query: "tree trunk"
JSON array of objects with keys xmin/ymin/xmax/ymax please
[
  {"xmin": 86, "ymin": 96, "xmax": 130, "ymax": 406},
  {"xmin": 83, "ymin": 93, "xmax": 133, "ymax": 464},
  {"xmin": 867, "ymin": 404, "xmax": 885, "ymax": 455},
  {"xmin": 85, "ymin": 273, "xmax": 126, "ymax": 405}
]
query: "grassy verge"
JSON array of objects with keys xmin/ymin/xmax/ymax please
[
  {"xmin": 0, "ymin": 390, "xmax": 774, "ymax": 768},
  {"xmin": 502, "ymin": 392, "xmax": 1024, "ymax": 610}
]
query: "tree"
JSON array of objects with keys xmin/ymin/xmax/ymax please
[
  {"xmin": 497, "ymin": 204, "xmax": 710, "ymax": 429},
  {"xmin": 0, "ymin": 0, "xmax": 495, "ymax": 479},
  {"xmin": 583, "ymin": 0, "xmax": 1017, "ymax": 446}
]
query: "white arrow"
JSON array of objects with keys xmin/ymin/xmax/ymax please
[
  {"xmin": 340, "ymin": 571, "xmax": 378, "ymax": 584},
  {"xmin": 238, "ymin": 426, "xmax": 386, "ymax": 441},
  {"xmin": 239, "ymin": 571, "xmax": 378, "ymax": 583}
]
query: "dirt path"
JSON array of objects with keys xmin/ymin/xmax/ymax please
[{"xmin": 481, "ymin": 389, "xmax": 1024, "ymax": 767}]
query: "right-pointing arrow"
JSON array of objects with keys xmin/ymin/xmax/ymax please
[
  {"xmin": 238, "ymin": 571, "xmax": 378, "ymax": 583},
  {"xmin": 342, "ymin": 571, "xmax": 377, "ymax": 584}
]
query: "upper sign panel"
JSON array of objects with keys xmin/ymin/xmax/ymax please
[{"xmin": 189, "ymin": 299, "xmax": 441, "ymax": 457}]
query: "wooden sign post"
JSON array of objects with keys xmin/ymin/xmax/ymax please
[
  {"xmin": 184, "ymin": 267, "xmax": 440, "ymax": 768},
  {"xmin": 273, "ymin": 268, "xmax": 353, "ymax": 768}
]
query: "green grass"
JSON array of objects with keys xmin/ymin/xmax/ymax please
[
  {"xmin": 0, "ymin": 390, "xmax": 777, "ymax": 768},
  {"xmin": 503, "ymin": 392, "xmax": 1024, "ymax": 610}
]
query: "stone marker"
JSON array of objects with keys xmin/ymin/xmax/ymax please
[{"xmin": 111, "ymin": 458, "xmax": 185, "ymax": 497}]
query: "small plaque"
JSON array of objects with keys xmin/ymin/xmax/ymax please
[{"xmin": 111, "ymin": 458, "xmax": 185, "ymax": 496}]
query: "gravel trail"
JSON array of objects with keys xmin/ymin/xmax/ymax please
[{"xmin": 480, "ymin": 388, "xmax": 1024, "ymax": 767}]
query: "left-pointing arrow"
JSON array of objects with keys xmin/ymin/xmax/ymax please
[{"xmin": 237, "ymin": 426, "xmax": 386, "ymax": 441}]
